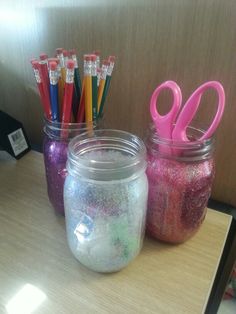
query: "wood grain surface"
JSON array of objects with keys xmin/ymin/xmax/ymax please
[
  {"xmin": 0, "ymin": 0, "xmax": 235, "ymax": 205},
  {"xmin": 0, "ymin": 151, "xmax": 232, "ymax": 313}
]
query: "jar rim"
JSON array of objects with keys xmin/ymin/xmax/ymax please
[
  {"xmin": 44, "ymin": 116, "xmax": 95, "ymax": 130},
  {"xmin": 67, "ymin": 129, "xmax": 147, "ymax": 180},
  {"xmin": 43, "ymin": 117, "xmax": 97, "ymax": 140},
  {"xmin": 147, "ymin": 124, "xmax": 215, "ymax": 161},
  {"xmin": 149, "ymin": 123, "xmax": 214, "ymax": 149}
]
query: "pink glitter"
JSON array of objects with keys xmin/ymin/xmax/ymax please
[{"xmin": 146, "ymin": 155, "xmax": 215, "ymax": 243}]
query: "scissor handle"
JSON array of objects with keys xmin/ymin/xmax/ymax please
[
  {"xmin": 150, "ymin": 81, "xmax": 182, "ymax": 139},
  {"xmin": 172, "ymin": 81, "xmax": 225, "ymax": 141}
]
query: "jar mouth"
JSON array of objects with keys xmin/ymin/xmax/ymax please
[
  {"xmin": 67, "ymin": 129, "xmax": 147, "ymax": 181},
  {"xmin": 147, "ymin": 124, "xmax": 215, "ymax": 161},
  {"xmin": 43, "ymin": 117, "xmax": 96, "ymax": 141}
]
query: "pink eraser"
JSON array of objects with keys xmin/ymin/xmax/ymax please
[
  {"xmin": 39, "ymin": 53, "xmax": 48, "ymax": 60},
  {"xmin": 66, "ymin": 60, "xmax": 75, "ymax": 69},
  {"xmin": 49, "ymin": 61, "xmax": 57, "ymax": 71}
]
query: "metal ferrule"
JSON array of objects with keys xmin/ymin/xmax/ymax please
[
  {"xmin": 71, "ymin": 55, "xmax": 78, "ymax": 68},
  {"xmin": 96, "ymin": 56, "xmax": 100, "ymax": 69},
  {"xmin": 40, "ymin": 59, "xmax": 48, "ymax": 66},
  {"xmin": 97, "ymin": 71, "xmax": 101, "ymax": 86},
  {"xmin": 57, "ymin": 64, "xmax": 61, "ymax": 77},
  {"xmin": 107, "ymin": 62, "xmax": 114, "ymax": 76},
  {"xmin": 49, "ymin": 70, "xmax": 59, "ymax": 85},
  {"xmin": 33, "ymin": 69, "xmax": 41, "ymax": 83},
  {"xmin": 84, "ymin": 60, "xmax": 92, "ymax": 76},
  {"xmin": 91, "ymin": 61, "xmax": 97, "ymax": 77},
  {"xmin": 101, "ymin": 64, "xmax": 108, "ymax": 80},
  {"xmin": 64, "ymin": 56, "xmax": 69, "ymax": 66},
  {"xmin": 66, "ymin": 68, "xmax": 74, "ymax": 84},
  {"xmin": 59, "ymin": 53, "xmax": 64, "ymax": 68}
]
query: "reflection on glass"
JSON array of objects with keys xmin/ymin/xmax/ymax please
[{"xmin": 6, "ymin": 283, "xmax": 46, "ymax": 314}]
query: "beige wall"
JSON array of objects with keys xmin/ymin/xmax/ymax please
[{"xmin": 0, "ymin": 0, "xmax": 236, "ymax": 206}]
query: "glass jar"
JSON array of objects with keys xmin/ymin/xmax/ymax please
[
  {"xmin": 64, "ymin": 129, "xmax": 148, "ymax": 273},
  {"xmin": 43, "ymin": 119, "xmax": 96, "ymax": 215},
  {"xmin": 146, "ymin": 125, "xmax": 215, "ymax": 244}
]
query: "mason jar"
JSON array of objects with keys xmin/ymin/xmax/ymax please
[
  {"xmin": 146, "ymin": 125, "xmax": 215, "ymax": 244},
  {"xmin": 64, "ymin": 129, "xmax": 148, "ymax": 273},
  {"xmin": 43, "ymin": 118, "xmax": 96, "ymax": 215}
]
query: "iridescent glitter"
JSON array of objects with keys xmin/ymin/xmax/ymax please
[
  {"xmin": 64, "ymin": 148, "xmax": 148, "ymax": 273},
  {"xmin": 146, "ymin": 153, "xmax": 215, "ymax": 243},
  {"xmin": 43, "ymin": 120, "xmax": 96, "ymax": 215},
  {"xmin": 43, "ymin": 136, "xmax": 68, "ymax": 215}
]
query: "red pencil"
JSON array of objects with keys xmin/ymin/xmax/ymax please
[
  {"xmin": 31, "ymin": 61, "xmax": 51, "ymax": 119},
  {"xmin": 39, "ymin": 54, "xmax": 50, "ymax": 116},
  {"xmin": 39, "ymin": 53, "xmax": 50, "ymax": 89},
  {"xmin": 61, "ymin": 60, "xmax": 75, "ymax": 123}
]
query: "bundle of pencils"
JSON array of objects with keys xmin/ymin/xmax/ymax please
[{"xmin": 31, "ymin": 49, "xmax": 115, "ymax": 124}]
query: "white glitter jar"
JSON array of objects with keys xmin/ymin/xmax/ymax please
[{"xmin": 64, "ymin": 129, "xmax": 148, "ymax": 273}]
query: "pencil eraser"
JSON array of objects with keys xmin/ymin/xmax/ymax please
[
  {"xmin": 66, "ymin": 60, "xmax": 75, "ymax": 69},
  {"xmin": 49, "ymin": 61, "xmax": 57, "ymax": 71},
  {"xmin": 108, "ymin": 56, "xmax": 115, "ymax": 63},
  {"xmin": 31, "ymin": 61, "xmax": 39, "ymax": 69},
  {"xmin": 91, "ymin": 54, "xmax": 97, "ymax": 62},
  {"xmin": 30, "ymin": 58, "xmax": 37, "ymax": 64},
  {"xmin": 69, "ymin": 48, "xmax": 76, "ymax": 56},
  {"xmin": 63, "ymin": 49, "xmax": 69, "ymax": 57},
  {"xmin": 102, "ymin": 60, "xmax": 109, "ymax": 66},
  {"xmin": 56, "ymin": 48, "xmax": 63, "ymax": 54},
  {"xmin": 39, "ymin": 53, "xmax": 48, "ymax": 60},
  {"xmin": 84, "ymin": 54, "xmax": 92, "ymax": 61}
]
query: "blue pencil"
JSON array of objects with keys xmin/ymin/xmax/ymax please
[{"xmin": 49, "ymin": 61, "xmax": 59, "ymax": 121}]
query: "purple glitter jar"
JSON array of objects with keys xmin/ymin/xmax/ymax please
[
  {"xmin": 146, "ymin": 125, "xmax": 215, "ymax": 243},
  {"xmin": 43, "ymin": 119, "xmax": 96, "ymax": 215}
]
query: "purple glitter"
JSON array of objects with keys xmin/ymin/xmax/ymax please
[{"xmin": 43, "ymin": 135, "xmax": 68, "ymax": 215}]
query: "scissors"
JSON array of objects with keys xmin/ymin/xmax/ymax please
[{"xmin": 150, "ymin": 80, "xmax": 225, "ymax": 142}]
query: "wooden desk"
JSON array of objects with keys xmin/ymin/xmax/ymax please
[{"xmin": 0, "ymin": 151, "xmax": 232, "ymax": 314}]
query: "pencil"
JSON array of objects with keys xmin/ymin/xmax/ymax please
[
  {"xmin": 99, "ymin": 56, "xmax": 115, "ymax": 117},
  {"xmin": 61, "ymin": 49, "xmax": 68, "ymax": 85},
  {"xmin": 70, "ymin": 49, "xmax": 82, "ymax": 117},
  {"xmin": 91, "ymin": 54, "xmax": 98, "ymax": 120},
  {"xmin": 61, "ymin": 60, "xmax": 75, "ymax": 124},
  {"xmin": 49, "ymin": 61, "xmax": 59, "ymax": 121},
  {"xmin": 56, "ymin": 48, "xmax": 64, "ymax": 113},
  {"xmin": 97, "ymin": 60, "xmax": 109, "ymax": 114},
  {"xmin": 76, "ymin": 80, "xmax": 85, "ymax": 123},
  {"xmin": 38, "ymin": 60, "xmax": 52, "ymax": 119},
  {"xmin": 93, "ymin": 50, "xmax": 100, "ymax": 69},
  {"xmin": 31, "ymin": 61, "xmax": 51, "ymax": 119},
  {"xmin": 84, "ymin": 55, "xmax": 93, "ymax": 123},
  {"xmin": 97, "ymin": 68, "xmax": 101, "ymax": 87},
  {"xmin": 39, "ymin": 53, "xmax": 48, "ymax": 65}
]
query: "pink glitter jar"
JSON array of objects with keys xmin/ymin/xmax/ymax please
[
  {"xmin": 43, "ymin": 119, "xmax": 96, "ymax": 215},
  {"xmin": 146, "ymin": 125, "xmax": 215, "ymax": 243}
]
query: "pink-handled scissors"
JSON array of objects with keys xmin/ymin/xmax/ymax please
[{"xmin": 150, "ymin": 80, "xmax": 225, "ymax": 142}]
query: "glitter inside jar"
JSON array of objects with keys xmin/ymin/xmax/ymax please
[
  {"xmin": 146, "ymin": 125, "xmax": 215, "ymax": 243},
  {"xmin": 43, "ymin": 118, "xmax": 96, "ymax": 215},
  {"xmin": 64, "ymin": 129, "xmax": 148, "ymax": 272}
]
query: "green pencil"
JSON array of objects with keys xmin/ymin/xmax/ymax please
[
  {"xmin": 91, "ymin": 55, "xmax": 98, "ymax": 120},
  {"xmin": 99, "ymin": 56, "xmax": 115, "ymax": 117}
]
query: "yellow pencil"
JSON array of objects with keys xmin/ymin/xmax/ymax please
[
  {"xmin": 84, "ymin": 55, "xmax": 93, "ymax": 123},
  {"xmin": 61, "ymin": 50, "xmax": 69, "ymax": 85},
  {"xmin": 97, "ymin": 60, "xmax": 109, "ymax": 113}
]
